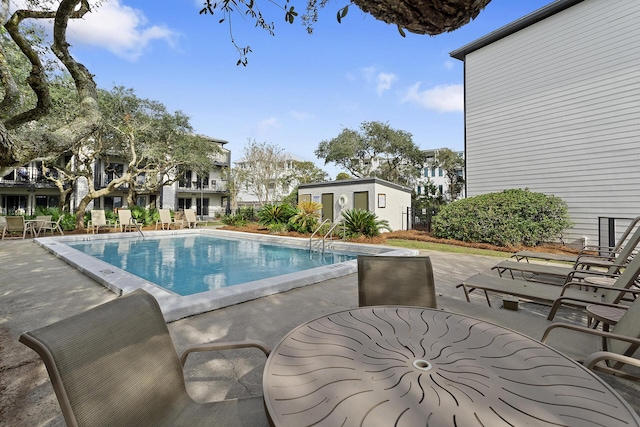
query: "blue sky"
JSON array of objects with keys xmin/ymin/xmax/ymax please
[{"xmin": 53, "ymin": 0, "xmax": 553, "ymax": 178}]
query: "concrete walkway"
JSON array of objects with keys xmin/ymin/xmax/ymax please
[{"xmin": 1, "ymin": 239, "xmax": 638, "ymax": 426}]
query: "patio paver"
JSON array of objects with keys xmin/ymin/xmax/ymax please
[{"xmin": 1, "ymin": 239, "xmax": 637, "ymax": 425}]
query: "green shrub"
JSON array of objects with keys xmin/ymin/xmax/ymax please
[
  {"xmin": 289, "ymin": 201, "xmax": 322, "ymax": 234},
  {"xmin": 130, "ymin": 206, "xmax": 153, "ymax": 225},
  {"xmin": 236, "ymin": 207, "xmax": 257, "ymax": 221},
  {"xmin": 339, "ymin": 209, "xmax": 391, "ymax": 238},
  {"xmin": 221, "ymin": 214, "xmax": 247, "ymax": 227},
  {"xmin": 257, "ymin": 203, "xmax": 296, "ymax": 226},
  {"xmin": 432, "ymin": 189, "xmax": 572, "ymax": 247},
  {"xmin": 267, "ymin": 222, "xmax": 289, "ymax": 234}
]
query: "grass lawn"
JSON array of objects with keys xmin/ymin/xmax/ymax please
[{"xmin": 385, "ymin": 239, "xmax": 510, "ymax": 257}]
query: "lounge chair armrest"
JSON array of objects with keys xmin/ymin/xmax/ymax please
[
  {"xmin": 541, "ymin": 322, "xmax": 640, "ymax": 347},
  {"xmin": 179, "ymin": 339, "xmax": 271, "ymax": 366},
  {"xmin": 584, "ymin": 351, "xmax": 640, "ymax": 370}
]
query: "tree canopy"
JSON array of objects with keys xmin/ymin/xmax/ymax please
[
  {"xmin": 1, "ymin": 0, "xmax": 488, "ymax": 173},
  {"xmin": 315, "ymin": 120, "xmax": 425, "ymax": 187}
]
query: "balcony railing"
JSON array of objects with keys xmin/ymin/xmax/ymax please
[
  {"xmin": 0, "ymin": 168, "xmax": 59, "ymax": 185},
  {"xmin": 178, "ymin": 180, "xmax": 228, "ymax": 192}
]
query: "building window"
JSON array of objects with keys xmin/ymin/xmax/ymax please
[
  {"xmin": 438, "ymin": 168, "xmax": 443, "ymax": 177},
  {"xmin": 178, "ymin": 198, "xmax": 192, "ymax": 210},
  {"xmin": 438, "ymin": 185, "xmax": 443, "ymax": 194},
  {"xmin": 431, "ymin": 168, "xmax": 436, "ymax": 177},
  {"xmin": 103, "ymin": 196, "xmax": 123, "ymax": 211}
]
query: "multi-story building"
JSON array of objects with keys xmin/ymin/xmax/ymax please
[
  {"xmin": 0, "ymin": 136, "xmax": 231, "ymax": 220},
  {"xmin": 0, "ymin": 159, "xmax": 64, "ymax": 215},
  {"xmin": 162, "ymin": 137, "xmax": 231, "ymax": 218},
  {"xmin": 415, "ymin": 148, "xmax": 465, "ymax": 202},
  {"xmin": 233, "ymin": 152, "xmax": 303, "ymax": 207}
]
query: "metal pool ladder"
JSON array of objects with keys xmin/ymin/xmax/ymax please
[
  {"xmin": 309, "ymin": 220, "xmax": 341, "ymax": 254},
  {"xmin": 131, "ymin": 219, "xmax": 144, "ymax": 238}
]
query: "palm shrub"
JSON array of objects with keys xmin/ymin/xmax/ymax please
[
  {"xmin": 289, "ymin": 201, "xmax": 322, "ymax": 233},
  {"xmin": 432, "ymin": 188, "xmax": 572, "ymax": 247},
  {"xmin": 340, "ymin": 208, "xmax": 391, "ymax": 238},
  {"xmin": 221, "ymin": 213, "xmax": 247, "ymax": 227},
  {"xmin": 130, "ymin": 205, "xmax": 152, "ymax": 225},
  {"xmin": 257, "ymin": 203, "xmax": 297, "ymax": 226}
]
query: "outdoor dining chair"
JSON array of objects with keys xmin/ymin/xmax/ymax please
[
  {"xmin": 19, "ymin": 289, "xmax": 271, "ymax": 427},
  {"xmin": 38, "ymin": 216, "xmax": 64, "ymax": 236},
  {"xmin": 1, "ymin": 216, "xmax": 35, "ymax": 240},
  {"xmin": 357, "ymin": 255, "xmax": 437, "ymax": 308}
]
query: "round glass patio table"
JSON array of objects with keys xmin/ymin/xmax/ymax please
[{"xmin": 263, "ymin": 306, "xmax": 640, "ymax": 427}]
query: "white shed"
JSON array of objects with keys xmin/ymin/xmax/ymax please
[{"xmin": 298, "ymin": 177, "xmax": 412, "ymax": 231}]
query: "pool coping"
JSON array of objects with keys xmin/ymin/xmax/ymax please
[{"xmin": 35, "ymin": 229, "xmax": 418, "ymax": 321}]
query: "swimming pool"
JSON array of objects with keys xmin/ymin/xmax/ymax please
[
  {"xmin": 67, "ymin": 235, "xmax": 357, "ymax": 296},
  {"xmin": 36, "ymin": 229, "xmax": 417, "ymax": 321}
]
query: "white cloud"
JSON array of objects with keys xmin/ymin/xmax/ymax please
[
  {"xmin": 255, "ymin": 117, "xmax": 280, "ymax": 137},
  {"xmin": 66, "ymin": 0, "xmax": 178, "ymax": 61},
  {"xmin": 376, "ymin": 72, "xmax": 398, "ymax": 96},
  {"xmin": 360, "ymin": 67, "xmax": 397, "ymax": 96},
  {"xmin": 444, "ymin": 60, "xmax": 455, "ymax": 70},
  {"xmin": 401, "ymin": 83, "xmax": 463, "ymax": 112},
  {"xmin": 290, "ymin": 111, "xmax": 313, "ymax": 121}
]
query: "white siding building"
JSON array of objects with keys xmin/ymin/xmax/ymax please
[{"xmin": 450, "ymin": 0, "xmax": 640, "ymax": 246}]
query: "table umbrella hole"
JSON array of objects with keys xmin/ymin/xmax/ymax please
[{"xmin": 413, "ymin": 359, "xmax": 432, "ymax": 371}]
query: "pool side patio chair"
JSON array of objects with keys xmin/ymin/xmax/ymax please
[
  {"xmin": 583, "ymin": 352, "xmax": 640, "ymax": 382},
  {"xmin": 358, "ymin": 255, "xmax": 437, "ymax": 308},
  {"xmin": 541, "ymin": 293, "xmax": 640, "ymax": 379},
  {"xmin": 2, "ymin": 216, "xmax": 36, "ymax": 240},
  {"xmin": 156, "ymin": 208, "xmax": 183, "ymax": 230},
  {"xmin": 492, "ymin": 224, "xmax": 640, "ymax": 284},
  {"xmin": 116, "ymin": 209, "xmax": 136, "ymax": 232},
  {"xmin": 32, "ymin": 215, "xmax": 52, "ymax": 236},
  {"xmin": 183, "ymin": 209, "xmax": 205, "ymax": 229},
  {"xmin": 87, "ymin": 210, "xmax": 113, "ymax": 234},
  {"xmin": 458, "ymin": 250, "xmax": 640, "ymax": 320},
  {"xmin": 39, "ymin": 216, "xmax": 64, "ymax": 236},
  {"xmin": 19, "ymin": 289, "xmax": 271, "ymax": 427},
  {"xmin": 512, "ymin": 215, "xmax": 640, "ymax": 264}
]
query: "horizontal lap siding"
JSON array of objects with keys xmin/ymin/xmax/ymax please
[{"xmin": 464, "ymin": 0, "xmax": 640, "ymax": 244}]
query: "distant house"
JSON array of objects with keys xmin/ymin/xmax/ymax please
[
  {"xmin": 415, "ymin": 148, "xmax": 465, "ymax": 201},
  {"xmin": 298, "ymin": 177, "xmax": 412, "ymax": 231},
  {"xmin": 450, "ymin": 0, "xmax": 640, "ymax": 246},
  {"xmin": 233, "ymin": 153, "xmax": 303, "ymax": 207}
]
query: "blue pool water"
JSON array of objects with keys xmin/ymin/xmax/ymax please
[{"xmin": 68, "ymin": 235, "xmax": 356, "ymax": 296}]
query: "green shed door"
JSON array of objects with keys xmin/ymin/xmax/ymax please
[
  {"xmin": 321, "ymin": 193, "xmax": 334, "ymax": 222},
  {"xmin": 354, "ymin": 191, "xmax": 369, "ymax": 211}
]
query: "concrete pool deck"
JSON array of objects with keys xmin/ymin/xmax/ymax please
[{"xmin": 1, "ymin": 238, "xmax": 638, "ymax": 425}]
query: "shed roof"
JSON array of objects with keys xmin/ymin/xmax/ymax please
[
  {"xmin": 299, "ymin": 177, "xmax": 412, "ymax": 193},
  {"xmin": 450, "ymin": 0, "xmax": 584, "ymax": 60}
]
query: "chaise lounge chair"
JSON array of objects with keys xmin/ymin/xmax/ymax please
[
  {"xmin": 116, "ymin": 209, "xmax": 136, "ymax": 232},
  {"xmin": 19, "ymin": 289, "xmax": 271, "ymax": 427},
  {"xmin": 512, "ymin": 215, "xmax": 640, "ymax": 263},
  {"xmin": 156, "ymin": 208, "xmax": 183, "ymax": 230},
  {"xmin": 492, "ymin": 224, "xmax": 640, "ymax": 284},
  {"xmin": 183, "ymin": 209, "xmax": 205, "ymax": 229},
  {"xmin": 542, "ymin": 293, "xmax": 640, "ymax": 381},
  {"xmin": 458, "ymin": 250, "xmax": 640, "ymax": 320},
  {"xmin": 87, "ymin": 210, "xmax": 112, "ymax": 234},
  {"xmin": 358, "ymin": 255, "xmax": 437, "ymax": 308}
]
